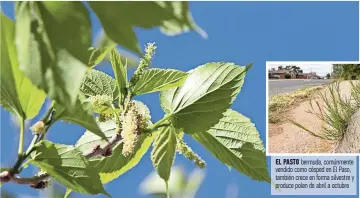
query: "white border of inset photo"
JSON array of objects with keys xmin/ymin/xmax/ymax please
[{"xmin": 266, "ymin": 61, "xmax": 360, "ymax": 157}]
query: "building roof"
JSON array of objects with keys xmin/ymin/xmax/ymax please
[{"xmin": 269, "ymin": 70, "xmax": 291, "ymax": 74}]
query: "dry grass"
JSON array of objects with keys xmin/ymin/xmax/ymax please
[{"xmin": 269, "ymin": 86, "xmax": 324, "ymax": 123}]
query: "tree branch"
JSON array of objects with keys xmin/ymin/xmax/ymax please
[
  {"xmin": 0, "ymin": 171, "xmax": 47, "ymax": 185},
  {"xmin": 11, "ymin": 174, "xmax": 49, "ymax": 185},
  {"xmin": 85, "ymin": 130, "xmax": 123, "ymax": 158},
  {"xmin": 1, "ymin": 129, "xmax": 124, "ymax": 185},
  {"xmin": 1, "ymin": 107, "xmax": 167, "ymax": 186}
]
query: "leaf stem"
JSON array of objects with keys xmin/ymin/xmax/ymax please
[
  {"xmin": 166, "ymin": 181, "xmax": 170, "ymax": 198},
  {"xmin": 25, "ymin": 134, "xmax": 39, "ymax": 155},
  {"xmin": 11, "ymin": 103, "xmax": 55, "ymax": 174},
  {"xmin": 41, "ymin": 101, "xmax": 55, "ymax": 125},
  {"xmin": 17, "ymin": 117, "xmax": 25, "ymax": 156},
  {"xmin": 111, "ymin": 104, "xmax": 121, "ymax": 127},
  {"xmin": 12, "ymin": 134, "xmax": 39, "ymax": 174},
  {"xmin": 149, "ymin": 114, "xmax": 172, "ymax": 131},
  {"xmin": 11, "ymin": 155, "xmax": 25, "ymax": 174}
]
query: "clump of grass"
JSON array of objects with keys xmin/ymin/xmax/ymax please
[
  {"xmin": 350, "ymin": 81, "xmax": 360, "ymax": 108},
  {"xmin": 269, "ymin": 86, "xmax": 324, "ymax": 123},
  {"xmin": 290, "ymin": 81, "xmax": 360, "ymax": 141}
]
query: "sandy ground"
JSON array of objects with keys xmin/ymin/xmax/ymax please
[{"xmin": 268, "ymin": 81, "xmax": 354, "ymax": 153}]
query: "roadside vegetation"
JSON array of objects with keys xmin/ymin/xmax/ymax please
[
  {"xmin": 290, "ymin": 80, "xmax": 360, "ymax": 142},
  {"xmin": 268, "ymin": 86, "xmax": 324, "ymax": 123},
  {"xmin": 333, "ymin": 64, "xmax": 360, "ymax": 80}
]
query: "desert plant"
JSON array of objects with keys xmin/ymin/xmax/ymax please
[
  {"xmin": 0, "ymin": 3, "xmax": 269, "ymax": 196},
  {"xmin": 290, "ymin": 81, "xmax": 360, "ymax": 142},
  {"xmin": 350, "ymin": 81, "xmax": 360, "ymax": 108}
]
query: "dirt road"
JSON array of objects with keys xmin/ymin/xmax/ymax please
[{"xmin": 268, "ymin": 81, "xmax": 354, "ymax": 153}]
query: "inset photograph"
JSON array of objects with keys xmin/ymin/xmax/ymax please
[{"xmin": 267, "ymin": 62, "xmax": 360, "ymax": 154}]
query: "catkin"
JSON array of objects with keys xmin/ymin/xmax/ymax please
[
  {"xmin": 176, "ymin": 138, "xmax": 206, "ymax": 169},
  {"xmin": 89, "ymin": 95, "xmax": 112, "ymax": 112},
  {"xmin": 121, "ymin": 102, "xmax": 147, "ymax": 157}
]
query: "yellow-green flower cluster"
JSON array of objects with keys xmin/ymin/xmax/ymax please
[
  {"xmin": 89, "ymin": 94, "xmax": 112, "ymax": 112},
  {"xmin": 139, "ymin": 42, "xmax": 156, "ymax": 70},
  {"xmin": 121, "ymin": 102, "xmax": 147, "ymax": 157},
  {"xmin": 176, "ymin": 138, "xmax": 206, "ymax": 169},
  {"xmin": 30, "ymin": 121, "xmax": 46, "ymax": 134},
  {"xmin": 130, "ymin": 42, "xmax": 157, "ymax": 85},
  {"xmin": 97, "ymin": 113, "xmax": 114, "ymax": 122}
]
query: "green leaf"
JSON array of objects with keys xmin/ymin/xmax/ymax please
[
  {"xmin": 0, "ymin": 12, "xmax": 45, "ymax": 119},
  {"xmin": 110, "ymin": 48, "xmax": 128, "ymax": 105},
  {"xmin": 36, "ymin": 2, "xmax": 92, "ymax": 63},
  {"xmin": 131, "ymin": 69, "xmax": 188, "ymax": 96},
  {"xmin": 192, "ymin": 109, "xmax": 270, "ymax": 182},
  {"xmin": 53, "ymin": 98, "xmax": 106, "ymax": 140},
  {"xmin": 64, "ymin": 189, "xmax": 72, "ymax": 198},
  {"xmin": 30, "ymin": 140, "xmax": 109, "ymax": 196},
  {"xmin": 89, "ymin": 2, "xmax": 140, "ymax": 55},
  {"xmin": 75, "ymin": 120, "xmax": 117, "ymax": 154},
  {"xmin": 160, "ymin": 88, "xmax": 178, "ymax": 114},
  {"xmin": 93, "ymin": 29, "xmax": 139, "ymax": 68},
  {"xmin": 1, "ymin": 12, "xmax": 24, "ymax": 118},
  {"xmin": 75, "ymin": 120, "xmax": 154, "ymax": 184},
  {"xmin": 161, "ymin": 62, "xmax": 250, "ymax": 134},
  {"xmin": 80, "ymin": 69, "xmax": 119, "ymax": 100},
  {"xmin": 89, "ymin": 2, "xmax": 206, "ymax": 55},
  {"xmin": 97, "ymin": 134, "xmax": 154, "ymax": 184},
  {"xmin": 88, "ymin": 44, "xmax": 116, "ymax": 67},
  {"xmin": 156, "ymin": 2, "xmax": 207, "ymax": 38},
  {"xmin": 15, "ymin": 2, "xmax": 91, "ymax": 109},
  {"xmin": 151, "ymin": 125, "xmax": 177, "ymax": 182}
]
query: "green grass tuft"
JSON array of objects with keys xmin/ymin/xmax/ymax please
[{"xmin": 291, "ymin": 81, "xmax": 360, "ymax": 141}]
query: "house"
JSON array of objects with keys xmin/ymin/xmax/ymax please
[
  {"xmin": 305, "ymin": 72, "xmax": 320, "ymax": 79},
  {"xmin": 268, "ymin": 69, "xmax": 296, "ymax": 79},
  {"xmin": 296, "ymin": 73, "xmax": 307, "ymax": 79},
  {"xmin": 268, "ymin": 66, "xmax": 322, "ymax": 79}
]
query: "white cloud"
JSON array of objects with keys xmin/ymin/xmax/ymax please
[
  {"xmin": 225, "ymin": 182, "xmax": 239, "ymax": 198},
  {"xmin": 268, "ymin": 63, "xmax": 332, "ymax": 76}
]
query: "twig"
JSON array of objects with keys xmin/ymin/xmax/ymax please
[
  {"xmin": 85, "ymin": 130, "xmax": 123, "ymax": 158},
  {"xmin": 12, "ymin": 175, "xmax": 48, "ymax": 185},
  {"xmin": 1, "ymin": 129, "xmax": 124, "ymax": 185},
  {"xmin": 0, "ymin": 171, "xmax": 48, "ymax": 185},
  {"xmin": 1, "ymin": 109, "xmax": 170, "ymax": 186}
]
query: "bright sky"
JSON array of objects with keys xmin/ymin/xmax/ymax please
[{"xmin": 268, "ymin": 63, "xmax": 333, "ymax": 76}]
